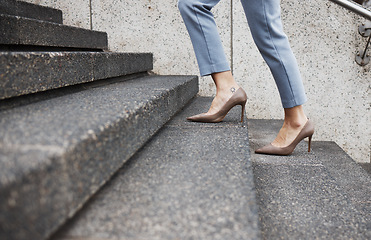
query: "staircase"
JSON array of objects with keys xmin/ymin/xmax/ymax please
[
  {"xmin": 1, "ymin": 1, "xmax": 370, "ymax": 240},
  {"xmin": 0, "ymin": 1, "xmax": 197, "ymax": 239},
  {"xmin": 51, "ymin": 99, "xmax": 261, "ymax": 240},
  {"xmin": 248, "ymin": 120, "xmax": 371, "ymax": 239}
]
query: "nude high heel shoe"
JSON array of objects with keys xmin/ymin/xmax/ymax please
[
  {"xmin": 255, "ymin": 119, "xmax": 315, "ymax": 156},
  {"xmin": 187, "ymin": 88, "xmax": 247, "ymax": 123}
]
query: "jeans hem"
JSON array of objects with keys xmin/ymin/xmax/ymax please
[
  {"xmin": 200, "ymin": 63, "xmax": 231, "ymax": 76},
  {"xmin": 282, "ymin": 95, "xmax": 307, "ymax": 109}
]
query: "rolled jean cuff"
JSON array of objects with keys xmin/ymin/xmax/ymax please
[
  {"xmin": 199, "ymin": 62, "xmax": 231, "ymax": 76},
  {"xmin": 281, "ymin": 95, "xmax": 307, "ymax": 108}
]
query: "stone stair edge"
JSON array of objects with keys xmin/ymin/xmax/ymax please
[
  {"xmin": 0, "ymin": 0, "xmax": 63, "ymax": 24},
  {"xmin": 246, "ymin": 119, "xmax": 370, "ymax": 183},
  {"xmin": 0, "ymin": 74, "xmax": 198, "ymax": 185},
  {"xmin": 0, "ymin": 13, "xmax": 107, "ymax": 50},
  {"xmin": 0, "ymin": 51, "xmax": 153, "ymax": 100},
  {"xmin": 247, "ymin": 119, "xmax": 370, "ymax": 239},
  {"xmin": 0, "ymin": 74, "xmax": 199, "ymax": 240},
  {"xmin": 50, "ymin": 95, "xmax": 259, "ymax": 240},
  {"xmin": 310, "ymin": 141, "xmax": 371, "ymax": 200}
]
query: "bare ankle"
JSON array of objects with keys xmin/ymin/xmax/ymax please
[
  {"xmin": 212, "ymin": 71, "xmax": 239, "ymax": 92},
  {"xmin": 283, "ymin": 105, "xmax": 307, "ymax": 128},
  {"xmin": 284, "ymin": 120, "xmax": 305, "ymax": 129}
]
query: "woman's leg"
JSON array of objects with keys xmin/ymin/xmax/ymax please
[
  {"xmin": 272, "ymin": 106, "xmax": 309, "ymax": 148},
  {"xmin": 240, "ymin": 0, "xmax": 309, "ymax": 147},
  {"xmin": 208, "ymin": 71, "xmax": 239, "ymax": 115},
  {"xmin": 178, "ymin": 0, "xmax": 230, "ymax": 76},
  {"xmin": 178, "ymin": 0, "xmax": 241, "ymax": 115}
]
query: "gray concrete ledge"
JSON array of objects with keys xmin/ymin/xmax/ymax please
[
  {"xmin": 360, "ymin": 163, "xmax": 371, "ymax": 175},
  {"xmin": 0, "ymin": 14, "xmax": 107, "ymax": 49},
  {"xmin": 0, "ymin": 75, "xmax": 198, "ymax": 240},
  {"xmin": 248, "ymin": 119, "xmax": 371, "ymax": 239},
  {"xmin": 0, "ymin": 52, "xmax": 153, "ymax": 100},
  {"xmin": 52, "ymin": 97, "xmax": 260, "ymax": 240},
  {"xmin": 0, "ymin": 0, "xmax": 63, "ymax": 24}
]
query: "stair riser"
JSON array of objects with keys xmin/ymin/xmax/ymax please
[
  {"xmin": 0, "ymin": 44, "xmax": 105, "ymax": 52},
  {"xmin": 0, "ymin": 14, "xmax": 107, "ymax": 50},
  {"xmin": 0, "ymin": 52, "xmax": 153, "ymax": 100},
  {"xmin": 50, "ymin": 96, "xmax": 260, "ymax": 240},
  {"xmin": 0, "ymin": 76, "xmax": 198, "ymax": 240},
  {"xmin": 0, "ymin": 0, "xmax": 63, "ymax": 24},
  {"xmin": 0, "ymin": 147, "xmax": 69, "ymax": 240}
]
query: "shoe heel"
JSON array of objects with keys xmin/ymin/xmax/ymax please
[
  {"xmin": 240, "ymin": 102, "xmax": 246, "ymax": 122},
  {"xmin": 308, "ymin": 135, "xmax": 313, "ymax": 152}
]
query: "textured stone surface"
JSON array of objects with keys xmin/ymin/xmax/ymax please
[
  {"xmin": 0, "ymin": 52, "xmax": 152, "ymax": 99},
  {"xmin": 52, "ymin": 97, "xmax": 260, "ymax": 240},
  {"xmin": 23, "ymin": 0, "xmax": 90, "ymax": 29},
  {"xmin": 314, "ymin": 142, "xmax": 371, "ymax": 219},
  {"xmin": 0, "ymin": 75, "xmax": 198, "ymax": 240},
  {"xmin": 22, "ymin": 0, "xmax": 370, "ymax": 163},
  {"xmin": 360, "ymin": 163, "xmax": 371, "ymax": 175},
  {"xmin": 248, "ymin": 119, "xmax": 371, "ymax": 239},
  {"xmin": 0, "ymin": 13, "xmax": 107, "ymax": 49},
  {"xmin": 0, "ymin": 0, "xmax": 63, "ymax": 23}
]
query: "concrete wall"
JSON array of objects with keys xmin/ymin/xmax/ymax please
[
  {"xmin": 25, "ymin": 0, "xmax": 91, "ymax": 28},
  {"xmin": 24, "ymin": 0, "xmax": 370, "ymax": 163}
]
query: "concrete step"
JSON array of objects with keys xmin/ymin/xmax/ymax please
[
  {"xmin": 0, "ymin": 0, "xmax": 63, "ymax": 24},
  {"xmin": 0, "ymin": 52, "xmax": 152, "ymax": 100},
  {"xmin": 248, "ymin": 119, "xmax": 371, "ymax": 239},
  {"xmin": 0, "ymin": 74, "xmax": 198, "ymax": 240},
  {"xmin": 0, "ymin": 13, "xmax": 107, "ymax": 50},
  {"xmin": 51, "ymin": 97, "xmax": 261, "ymax": 240},
  {"xmin": 360, "ymin": 162, "xmax": 371, "ymax": 175}
]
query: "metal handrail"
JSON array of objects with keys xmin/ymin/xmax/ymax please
[{"xmin": 329, "ymin": 0, "xmax": 371, "ymax": 20}]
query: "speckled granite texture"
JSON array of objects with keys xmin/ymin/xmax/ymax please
[
  {"xmin": 0, "ymin": 14, "xmax": 107, "ymax": 49},
  {"xmin": 23, "ymin": 0, "xmax": 90, "ymax": 28},
  {"xmin": 0, "ymin": 52, "xmax": 153, "ymax": 99},
  {"xmin": 25, "ymin": 0, "xmax": 369, "ymax": 163},
  {"xmin": 248, "ymin": 119, "xmax": 371, "ymax": 239},
  {"xmin": 360, "ymin": 162, "xmax": 371, "ymax": 175},
  {"xmin": 0, "ymin": 75, "xmax": 198, "ymax": 240},
  {"xmin": 0, "ymin": 0, "xmax": 62, "ymax": 23},
  {"xmin": 52, "ymin": 97, "xmax": 260, "ymax": 240}
]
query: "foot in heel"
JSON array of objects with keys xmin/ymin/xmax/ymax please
[
  {"xmin": 187, "ymin": 88, "xmax": 247, "ymax": 123},
  {"xmin": 255, "ymin": 119, "xmax": 314, "ymax": 155}
]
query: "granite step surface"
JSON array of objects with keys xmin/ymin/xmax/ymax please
[
  {"xmin": 0, "ymin": 13, "xmax": 107, "ymax": 50},
  {"xmin": 248, "ymin": 119, "xmax": 371, "ymax": 239},
  {"xmin": 51, "ymin": 97, "xmax": 261, "ymax": 240},
  {"xmin": 0, "ymin": 74, "xmax": 198, "ymax": 240},
  {"xmin": 0, "ymin": 52, "xmax": 152, "ymax": 100},
  {"xmin": 0, "ymin": 0, "xmax": 63, "ymax": 24},
  {"xmin": 360, "ymin": 162, "xmax": 371, "ymax": 175}
]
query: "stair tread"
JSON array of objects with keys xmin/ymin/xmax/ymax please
[
  {"xmin": 0, "ymin": 0, "xmax": 63, "ymax": 24},
  {"xmin": 0, "ymin": 13, "xmax": 107, "ymax": 49},
  {"xmin": 51, "ymin": 97, "xmax": 261, "ymax": 240},
  {"xmin": 0, "ymin": 75, "xmax": 198, "ymax": 240},
  {"xmin": 0, "ymin": 52, "xmax": 152, "ymax": 100},
  {"xmin": 248, "ymin": 119, "xmax": 371, "ymax": 239}
]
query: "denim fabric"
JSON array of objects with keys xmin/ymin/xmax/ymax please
[{"xmin": 178, "ymin": 0, "xmax": 307, "ymax": 108}]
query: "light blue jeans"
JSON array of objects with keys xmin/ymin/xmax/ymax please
[{"xmin": 178, "ymin": 0, "xmax": 307, "ymax": 108}]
